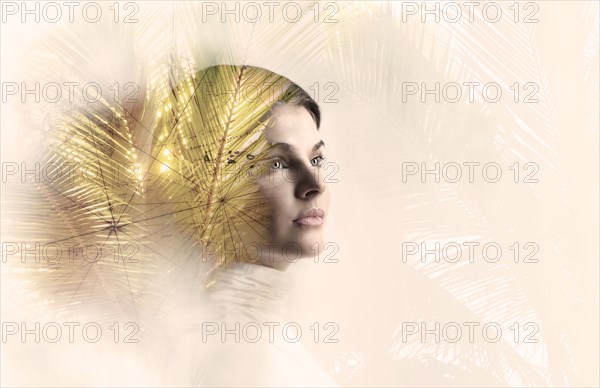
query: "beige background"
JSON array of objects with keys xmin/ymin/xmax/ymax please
[{"xmin": 1, "ymin": 1, "xmax": 598, "ymax": 386}]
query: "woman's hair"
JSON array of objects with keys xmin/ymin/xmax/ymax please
[
  {"xmin": 201, "ymin": 65, "xmax": 320, "ymax": 129},
  {"xmin": 273, "ymin": 82, "xmax": 321, "ymax": 129}
]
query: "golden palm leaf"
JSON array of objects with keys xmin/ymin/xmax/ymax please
[
  {"xmin": 5, "ymin": 59, "xmax": 304, "ymax": 313},
  {"xmin": 146, "ymin": 65, "xmax": 293, "ymax": 270}
]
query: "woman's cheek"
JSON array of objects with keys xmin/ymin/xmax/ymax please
[{"xmin": 270, "ymin": 193, "xmax": 288, "ymax": 225}]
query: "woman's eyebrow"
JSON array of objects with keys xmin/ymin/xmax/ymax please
[
  {"xmin": 270, "ymin": 140, "xmax": 325, "ymax": 153},
  {"xmin": 313, "ymin": 140, "xmax": 325, "ymax": 151}
]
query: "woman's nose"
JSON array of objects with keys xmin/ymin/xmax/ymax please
[{"xmin": 294, "ymin": 164, "xmax": 326, "ymax": 199}]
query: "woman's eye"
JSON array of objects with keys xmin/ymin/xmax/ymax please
[
  {"xmin": 271, "ymin": 159, "xmax": 285, "ymax": 170},
  {"xmin": 311, "ymin": 155, "xmax": 325, "ymax": 167}
]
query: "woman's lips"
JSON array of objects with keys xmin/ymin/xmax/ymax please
[
  {"xmin": 294, "ymin": 216, "xmax": 324, "ymax": 226},
  {"xmin": 293, "ymin": 208, "xmax": 325, "ymax": 226}
]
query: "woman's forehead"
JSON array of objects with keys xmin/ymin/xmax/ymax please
[{"xmin": 264, "ymin": 105, "xmax": 321, "ymax": 151}]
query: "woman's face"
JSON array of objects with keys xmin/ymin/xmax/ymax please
[{"xmin": 255, "ymin": 103, "xmax": 330, "ymax": 268}]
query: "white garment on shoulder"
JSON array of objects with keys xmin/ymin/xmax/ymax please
[{"xmin": 165, "ymin": 262, "xmax": 339, "ymax": 387}]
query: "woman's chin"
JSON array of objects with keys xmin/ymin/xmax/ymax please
[{"xmin": 285, "ymin": 235, "xmax": 325, "ymax": 259}]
